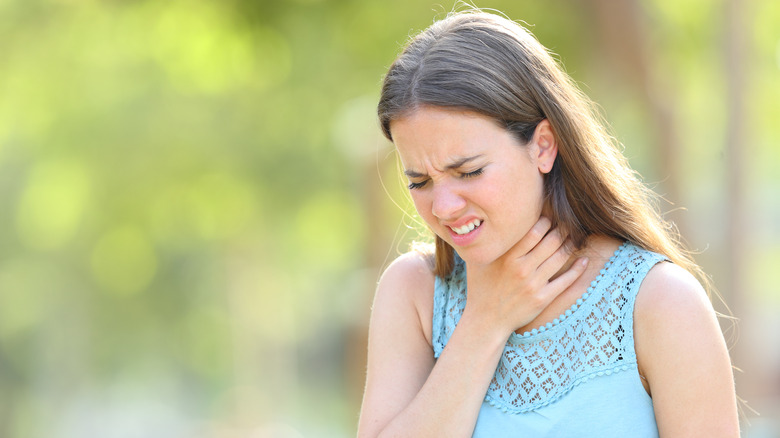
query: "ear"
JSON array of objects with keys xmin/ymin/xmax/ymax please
[{"xmin": 533, "ymin": 119, "xmax": 558, "ymax": 174}]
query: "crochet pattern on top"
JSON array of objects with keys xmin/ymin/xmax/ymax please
[{"xmin": 431, "ymin": 242, "xmax": 667, "ymax": 413}]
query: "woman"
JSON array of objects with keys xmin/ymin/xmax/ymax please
[{"xmin": 358, "ymin": 10, "xmax": 739, "ymax": 438}]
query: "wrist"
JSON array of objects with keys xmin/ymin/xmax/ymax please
[{"xmin": 459, "ymin": 306, "xmax": 513, "ymax": 354}]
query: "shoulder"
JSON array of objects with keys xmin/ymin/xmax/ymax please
[
  {"xmin": 378, "ymin": 251, "xmax": 436, "ymax": 292},
  {"xmin": 634, "ymin": 261, "xmax": 715, "ymax": 328},
  {"xmin": 376, "ymin": 251, "xmax": 436, "ymax": 309},
  {"xmin": 633, "ymin": 260, "xmax": 728, "ymax": 391},
  {"xmin": 359, "ymin": 253, "xmax": 440, "ymax": 436},
  {"xmin": 634, "ymin": 261, "xmax": 718, "ymax": 352},
  {"xmin": 633, "ymin": 263, "xmax": 739, "ymax": 434},
  {"xmin": 373, "ymin": 251, "xmax": 437, "ymax": 344}
]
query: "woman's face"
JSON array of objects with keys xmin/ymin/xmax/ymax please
[{"xmin": 391, "ymin": 106, "xmax": 557, "ymax": 267}]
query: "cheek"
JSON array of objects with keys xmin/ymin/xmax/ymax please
[
  {"xmin": 409, "ymin": 192, "xmax": 435, "ymax": 222},
  {"xmin": 493, "ymin": 169, "xmax": 545, "ymax": 215}
]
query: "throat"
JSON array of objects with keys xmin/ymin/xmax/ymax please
[
  {"xmin": 514, "ymin": 285, "xmax": 587, "ymax": 335},
  {"xmin": 514, "ymin": 236, "xmax": 622, "ymax": 335}
]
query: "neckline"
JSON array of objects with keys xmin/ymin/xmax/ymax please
[{"xmin": 506, "ymin": 241, "xmax": 629, "ymax": 344}]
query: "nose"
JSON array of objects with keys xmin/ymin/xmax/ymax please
[{"xmin": 431, "ymin": 182, "xmax": 467, "ymax": 220}]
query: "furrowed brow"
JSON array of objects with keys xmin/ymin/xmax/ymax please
[
  {"xmin": 404, "ymin": 169, "xmax": 426, "ymax": 179},
  {"xmin": 404, "ymin": 155, "xmax": 484, "ymax": 178},
  {"xmin": 445, "ymin": 155, "xmax": 484, "ymax": 170}
]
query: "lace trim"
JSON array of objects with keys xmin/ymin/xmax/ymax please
[
  {"xmin": 507, "ymin": 242, "xmax": 628, "ymax": 343},
  {"xmin": 485, "ymin": 363, "xmax": 636, "ymax": 413},
  {"xmin": 431, "ymin": 242, "xmax": 668, "ymax": 413},
  {"xmin": 432, "ymin": 254, "xmax": 467, "ymax": 358}
]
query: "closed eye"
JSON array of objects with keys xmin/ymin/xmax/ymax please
[
  {"xmin": 408, "ymin": 180, "xmax": 428, "ymax": 190},
  {"xmin": 461, "ymin": 168, "xmax": 484, "ymax": 179},
  {"xmin": 408, "ymin": 168, "xmax": 482, "ymax": 189}
]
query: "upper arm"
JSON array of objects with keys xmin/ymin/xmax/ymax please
[
  {"xmin": 358, "ymin": 251, "xmax": 436, "ymax": 437},
  {"xmin": 635, "ymin": 262, "xmax": 739, "ymax": 437}
]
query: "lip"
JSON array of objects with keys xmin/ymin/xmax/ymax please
[
  {"xmin": 444, "ymin": 216, "xmax": 481, "ymax": 229},
  {"xmin": 445, "ymin": 218, "xmax": 483, "ymax": 247}
]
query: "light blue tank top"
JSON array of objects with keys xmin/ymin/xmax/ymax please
[{"xmin": 432, "ymin": 242, "xmax": 667, "ymax": 437}]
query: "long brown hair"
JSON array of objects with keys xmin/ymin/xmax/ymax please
[{"xmin": 378, "ymin": 10, "xmax": 711, "ymax": 294}]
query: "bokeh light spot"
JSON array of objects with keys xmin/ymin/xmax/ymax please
[
  {"xmin": 0, "ymin": 259, "xmax": 53, "ymax": 339},
  {"xmin": 91, "ymin": 225, "xmax": 158, "ymax": 296},
  {"xmin": 16, "ymin": 160, "xmax": 90, "ymax": 251},
  {"xmin": 294, "ymin": 191, "xmax": 365, "ymax": 269}
]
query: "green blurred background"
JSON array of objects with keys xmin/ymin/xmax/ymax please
[{"xmin": 0, "ymin": 0, "xmax": 777, "ymax": 437}]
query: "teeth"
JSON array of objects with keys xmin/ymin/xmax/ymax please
[{"xmin": 452, "ymin": 219, "xmax": 482, "ymax": 235}]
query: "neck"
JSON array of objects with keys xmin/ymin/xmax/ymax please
[{"xmin": 551, "ymin": 234, "xmax": 616, "ymax": 282}]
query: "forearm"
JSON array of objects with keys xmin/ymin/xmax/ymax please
[
  {"xmin": 360, "ymin": 221, "xmax": 584, "ymax": 438},
  {"xmin": 373, "ymin": 314, "xmax": 509, "ymax": 438}
]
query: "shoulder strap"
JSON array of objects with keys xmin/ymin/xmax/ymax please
[
  {"xmin": 432, "ymin": 254, "xmax": 467, "ymax": 358},
  {"xmin": 618, "ymin": 243, "xmax": 669, "ymax": 355}
]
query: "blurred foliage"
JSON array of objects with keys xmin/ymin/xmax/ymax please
[{"xmin": 0, "ymin": 0, "xmax": 777, "ymax": 437}]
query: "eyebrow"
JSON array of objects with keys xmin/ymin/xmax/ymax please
[{"xmin": 404, "ymin": 155, "xmax": 485, "ymax": 178}]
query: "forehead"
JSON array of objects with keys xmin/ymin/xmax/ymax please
[{"xmin": 390, "ymin": 107, "xmax": 508, "ymax": 167}]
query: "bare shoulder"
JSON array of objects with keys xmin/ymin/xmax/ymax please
[
  {"xmin": 373, "ymin": 251, "xmax": 437, "ymax": 344},
  {"xmin": 634, "ymin": 261, "xmax": 719, "ymax": 356},
  {"xmin": 634, "ymin": 261, "xmax": 716, "ymax": 326},
  {"xmin": 634, "ymin": 261, "xmax": 738, "ymax": 435},
  {"xmin": 359, "ymin": 252, "xmax": 440, "ymax": 436},
  {"xmin": 378, "ymin": 251, "xmax": 435, "ymax": 292}
]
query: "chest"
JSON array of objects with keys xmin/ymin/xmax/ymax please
[{"xmin": 473, "ymin": 370, "xmax": 658, "ymax": 438}]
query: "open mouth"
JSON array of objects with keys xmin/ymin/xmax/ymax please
[{"xmin": 450, "ymin": 219, "xmax": 482, "ymax": 235}]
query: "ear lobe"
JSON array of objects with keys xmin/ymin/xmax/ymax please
[{"xmin": 534, "ymin": 119, "xmax": 558, "ymax": 174}]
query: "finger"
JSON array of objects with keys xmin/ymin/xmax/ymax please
[
  {"xmin": 505, "ymin": 216, "xmax": 553, "ymax": 259},
  {"xmin": 544, "ymin": 257, "xmax": 589, "ymax": 298},
  {"xmin": 535, "ymin": 238, "xmax": 575, "ymax": 280},
  {"xmin": 523, "ymin": 227, "xmax": 569, "ymax": 269}
]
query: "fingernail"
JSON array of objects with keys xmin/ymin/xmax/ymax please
[{"xmin": 579, "ymin": 257, "xmax": 589, "ymax": 267}]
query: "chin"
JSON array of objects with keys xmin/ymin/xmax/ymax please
[{"xmin": 453, "ymin": 247, "xmax": 499, "ymax": 267}]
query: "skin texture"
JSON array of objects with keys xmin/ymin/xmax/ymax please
[
  {"xmin": 393, "ymin": 107, "xmax": 550, "ymax": 269},
  {"xmin": 634, "ymin": 262, "xmax": 740, "ymax": 436},
  {"xmin": 357, "ymin": 106, "xmax": 739, "ymax": 437}
]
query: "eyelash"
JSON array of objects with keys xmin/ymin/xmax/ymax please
[
  {"xmin": 462, "ymin": 168, "xmax": 484, "ymax": 179},
  {"xmin": 407, "ymin": 168, "xmax": 484, "ymax": 190},
  {"xmin": 408, "ymin": 181, "xmax": 427, "ymax": 190}
]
